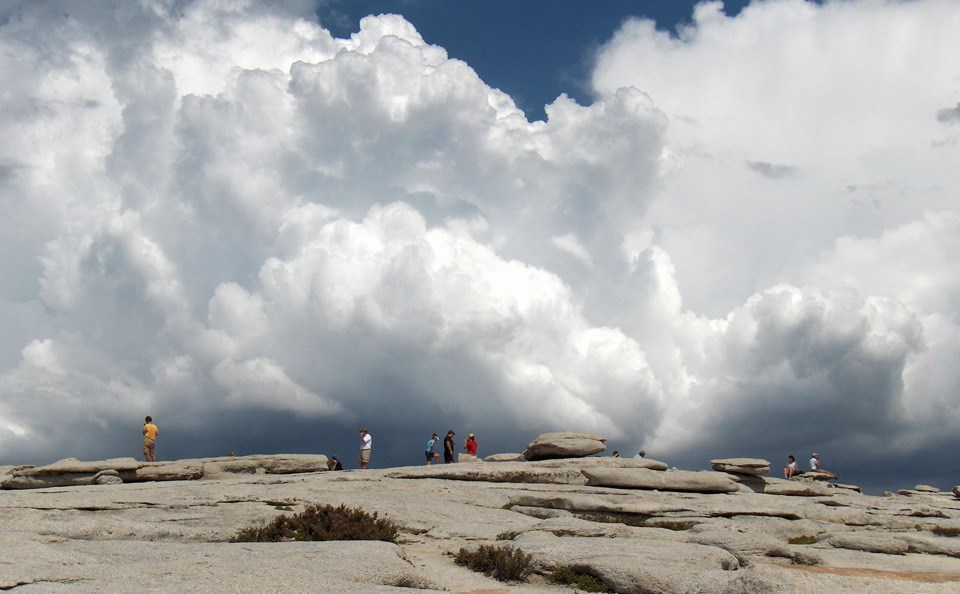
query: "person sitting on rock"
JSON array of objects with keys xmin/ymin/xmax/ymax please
[
  {"xmin": 633, "ymin": 450, "xmax": 645, "ymax": 459},
  {"xmin": 329, "ymin": 456, "xmax": 343, "ymax": 471},
  {"xmin": 810, "ymin": 452, "xmax": 821, "ymax": 472},
  {"xmin": 784, "ymin": 455, "xmax": 799, "ymax": 479}
]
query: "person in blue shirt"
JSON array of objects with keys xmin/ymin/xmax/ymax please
[{"xmin": 425, "ymin": 433, "xmax": 439, "ymax": 465}]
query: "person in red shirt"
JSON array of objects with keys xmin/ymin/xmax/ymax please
[{"xmin": 463, "ymin": 433, "xmax": 478, "ymax": 456}]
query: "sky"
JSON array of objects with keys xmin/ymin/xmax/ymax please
[{"xmin": 1, "ymin": 0, "xmax": 959, "ymax": 494}]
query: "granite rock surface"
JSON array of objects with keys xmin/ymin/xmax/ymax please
[{"xmin": 3, "ymin": 451, "xmax": 960, "ymax": 592}]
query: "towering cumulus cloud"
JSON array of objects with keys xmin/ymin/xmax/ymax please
[{"xmin": 0, "ymin": 0, "xmax": 958, "ymax": 489}]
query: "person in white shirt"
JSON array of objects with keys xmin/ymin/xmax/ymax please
[
  {"xmin": 784, "ymin": 455, "xmax": 799, "ymax": 478},
  {"xmin": 359, "ymin": 428, "xmax": 372, "ymax": 469},
  {"xmin": 809, "ymin": 452, "xmax": 821, "ymax": 472}
]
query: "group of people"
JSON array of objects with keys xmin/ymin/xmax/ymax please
[
  {"xmin": 784, "ymin": 452, "xmax": 824, "ymax": 478},
  {"xmin": 139, "ymin": 419, "xmax": 481, "ymax": 470},
  {"xmin": 144, "ymin": 416, "xmax": 834, "ymax": 482},
  {"xmin": 425, "ymin": 430, "xmax": 478, "ymax": 464}
]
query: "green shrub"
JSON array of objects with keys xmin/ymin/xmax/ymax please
[
  {"xmin": 547, "ymin": 566, "xmax": 607, "ymax": 592},
  {"xmin": 788, "ymin": 535, "xmax": 817, "ymax": 545},
  {"xmin": 231, "ymin": 503, "xmax": 398, "ymax": 543},
  {"xmin": 454, "ymin": 544, "xmax": 532, "ymax": 582}
]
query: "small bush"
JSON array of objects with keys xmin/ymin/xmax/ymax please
[
  {"xmin": 454, "ymin": 544, "xmax": 532, "ymax": 582},
  {"xmin": 932, "ymin": 526, "xmax": 960, "ymax": 537},
  {"xmin": 547, "ymin": 566, "xmax": 607, "ymax": 592},
  {"xmin": 788, "ymin": 535, "xmax": 817, "ymax": 545},
  {"xmin": 231, "ymin": 503, "xmax": 398, "ymax": 543}
]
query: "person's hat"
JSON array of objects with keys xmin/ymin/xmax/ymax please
[
  {"xmin": 468, "ymin": 433, "xmax": 475, "ymax": 438},
  {"xmin": 812, "ymin": 452, "xmax": 819, "ymax": 457},
  {"xmin": 448, "ymin": 430, "xmax": 455, "ymax": 434}
]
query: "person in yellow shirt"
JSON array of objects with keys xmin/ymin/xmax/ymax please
[{"xmin": 142, "ymin": 416, "xmax": 159, "ymax": 462}]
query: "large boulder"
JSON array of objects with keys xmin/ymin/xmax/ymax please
[
  {"xmin": 710, "ymin": 458, "xmax": 770, "ymax": 476},
  {"xmin": 1, "ymin": 454, "xmax": 329, "ymax": 490},
  {"xmin": 523, "ymin": 432, "xmax": 606, "ymax": 461},
  {"xmin": 93, "ymin": 470, "xmax": 124, "ymax": 485},
  {"xmin": 200, "ymin": 454, "xmax": 328, "ymax": 476},
  {"xmin": 1, "ymin": 458, "xmax": 141, "ymax": 489},
  {"xmin": 24, "ymin": 458, "xmax": 141, "ymax": 474},
  {"xmin": 760, "ymin": 477, "xmax": 834, "ymax": 497},
  {"xmin": 583, "ymin": 468, "xmax": 739, "ymax": 494}
]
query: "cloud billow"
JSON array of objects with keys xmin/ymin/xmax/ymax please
[{"xmin": 1, "ymin": 0, "xmax": 959, "ymax": 491}]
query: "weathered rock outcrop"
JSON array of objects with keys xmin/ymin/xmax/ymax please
[
  {"xmin": 583, "ymin": 467, "xmax": 740, "ymax": 493},
  {"xmin": 759, "ymin": 477, "xmax": 834, "ymax": 497},
  {"xmin": 1, "ymin": 454, "xmax": 328, "ymax": 490},
  {"xmin": 522, "ymin": 431, "xmax": 606, "ymax": 460},
  {"xmin": 3, "ymin": 440, "xmax": 959, "ymax": 593},
  {"xmin": 386, "ymin": 457, "xmax": 667, "ymax": 485},
  {"xmin": 711, "ymin": 457, "xmax": 771, "ymax": 476}
]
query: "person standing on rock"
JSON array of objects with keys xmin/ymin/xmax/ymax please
[
  {"xmin": 784, "ymin": 455, "xmax": 799, "ymax": 478},
  {"xmin": 463, "ymin": 433, "xmax": 478, "ymax": 456},
  {"xmin": 142, "ymin": 416, "xmax": 159, "ymax": 462},
  {"xmin": 359, "ymin": 428, "xmax": 372, "ymax": 469},
  {"xmin": 443, "ymin": 430, "xmax": 456, "ymax": 464},
  {"xmin": 426, "ymin": 433, "xmax": 440, "ymax": 464}
]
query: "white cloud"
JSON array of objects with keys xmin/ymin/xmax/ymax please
[
  {"xmin": 0, "ymin": 0, "xmax": 958, "ymax": 488},
  {"xmin": 590, "ymin": 0, "xmax": 960, "ymax": 475}
]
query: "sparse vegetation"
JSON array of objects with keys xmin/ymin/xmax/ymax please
[
  {"xmin": 788, "ymin": 535, "xmax": 818, "ymax": 545},
  {"xmin": 231, "ymin": 503, "xmax": 398, "ymax": 543},
  {"xmin": 454, "ymin": 544, "xmax": 532, "ymax": 582},
  {"xmin": 547, "ymin": 566, "xmax": 608, "ymax": 592}
]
